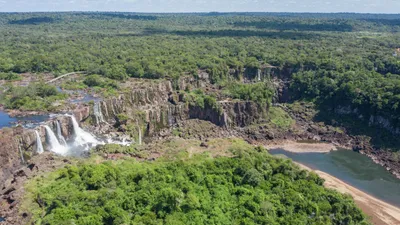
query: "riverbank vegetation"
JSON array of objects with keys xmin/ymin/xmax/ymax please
[
  {"xmin": 0, "ymin": 83, "xmax": 66, "ymax": 111},
  {"xmin": 24, "ymin": 141, "xmax": 369, "ymax": 225}
]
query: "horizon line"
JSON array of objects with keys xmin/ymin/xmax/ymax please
[{"xmin": 0, "ymin": 11, "xmax": 399, "ymax": 15}]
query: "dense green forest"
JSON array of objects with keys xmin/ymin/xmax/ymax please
[
  {"xmin": 0, "ymin": 12, "xmax": 400, "ymax": 124},
  {"xmin": 0, "ymin": 12, "xmax": 399, "ymax": 135},
  {"xmin": 24, "ymin": 145, "xmax": 369, "ymax": 225}
]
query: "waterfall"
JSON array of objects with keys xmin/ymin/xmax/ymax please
[
  {"xmin": 93, "ymin": 102, "xmax": 105, "ymax": 125},
  {"xmin": 167, "ymin": 105, "xmax": 174, "ymax": 126},
  {"xmin": 56, "ymin": 121, "xmax": 67, "ymax": 146},
  {"xmin": 35, "ymin": 130, "xmax": 44, "ymax": 154},
  {"xmin": 68, "ymin": 115, "xmax": 98, "ymax": 147},
  {"xmin": 18, "ymin": 143, "xmax": 25, "ymax": 164},
  {"xmin": 257, "ymin": 69, "xmax": 261, "ymax": 81},
  {"xmin": 44, "ymin": 125, "xmax": 68, "ymax": 155},
  {"xmin": 138, "ymin": 126, "xmax": 142, "ymax": 145}
]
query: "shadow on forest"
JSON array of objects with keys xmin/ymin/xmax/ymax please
[
  {"xmin": 234, "ymin": 21, "xmax": 353, "ymax": 32},
  {"xmin": 8, "ymin": 17, "xmax": 58, "ymax": 25},
  {"xmin": 171, "ymin": 29, "xmax": 322, "ymax": 39},
  {"xmin": 97, "ymin": 13, "xmax": 158, "ymax": 21},
  {"xmin": 116, "ymin": 28, "xmax": 323, "ymax": 40},
  {"xmin": 313, "ymin": 109, "xmax": 400, "ymax": 151},
  {"xmin": 362, "ymin": 19, "xmax": 400, "ymax": 26}
]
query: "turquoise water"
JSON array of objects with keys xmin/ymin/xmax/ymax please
[{"xmin": 269, "ymin": 148, "xmax": 400, "ymax": 207}]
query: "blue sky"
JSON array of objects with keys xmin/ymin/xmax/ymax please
[{"xmin": 0, "ymin": 0, "xmax": 399, "ymax": 13}]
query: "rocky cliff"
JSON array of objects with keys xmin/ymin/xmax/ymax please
[
  {"xmin": 91, "ymin": 79, "xmax": 267, "ymax": 136},
  {"xmin": 334, "ymin": 105, "xmax": 400, "ymax": 135},
  {"xmin": 0, "ymin": 77, "xmax": 269, "ymax": 186}
]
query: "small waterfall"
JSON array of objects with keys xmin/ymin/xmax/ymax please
[
  {"xmin": 68, "ymin": 115, "xmax": 98, "ymax": 147},
  {"xmin": 138, "ymin": 125, "xmax": 142, "ymax": 145},
  {"xmin": 44, "ymin": 125, "xmax": 68, "ymax": 155},
  {"xmin": 257, "ymin": 69, "xmax": 261, "ymax": 81},
  {"xmin": 35, "ymin": 130, "xmax": 44, "ymax": 154},
  {"xmin": 56, "ymin": 121, "xmax": 67, "ymax": 146},
  {"xmin": 93, "ymin": 102, "xmax": 105, "ymax": 125},
  {"xmin": 18, "ymin": 142, "xmax": 25, "ymax": 164},
  {"xmin": 167, "ymin": 106, "xmax": 174, "ymax": 126}
]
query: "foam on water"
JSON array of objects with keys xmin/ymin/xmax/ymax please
[
  {"xmin": 34, "ymin": 130, "xmax": 44, "ymax": 154},
  {"xmin": 68, "ymin": 115, "xmax": 99, "ymax": 147},
  {"xmin": 44, "ymin": 125, "xmax": 68, "ymax": 155},
  {"xmin": 56, "ymin": 120, "xmax": 67, "ymax": 146}
]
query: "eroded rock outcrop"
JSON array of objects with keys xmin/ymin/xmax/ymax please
[{"xmin": 91, "ymin": 79, "xmax": 268, "ymax": 139}]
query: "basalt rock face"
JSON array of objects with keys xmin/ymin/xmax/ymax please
[
  {"xmin": 334, "ymin": 105, "xmax": 400, "ymax": 136},
  {"xmin": 177, "ymin": 74, "xmax": 209, "ymax": 90},
  {"xmin": 188, "ymin": 105, "xmax": 226, "ymax": 127},
  {"xmin": 187, "ymin": 101, "xmax": 267, "ymax": 129},
  {"xmin": 94, "ymin": 80, "xmax": 189, "ymax": 137},
  {"xmin": 0, "ymin": 128, "xmax": 25, "ymax": 187},
  {"xmin": 0, "ymin": 77, "xmax": 268, "ymax": 185},
  {"xmin": 0, "ymin": 127, "xmax": 44, "ymax": 185},
  {"xmin": 222, "ymin": 101, "xmax": 267, "ymax": 128},
  {"xmin": 188, "ymin": 101, "xmax": 267, "ymax": 129},
  {"xmin": 91, "ymin": 79, "xmax": 267, "ymax": 138}
]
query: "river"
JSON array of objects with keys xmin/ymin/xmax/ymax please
[
  {"xmin": 269, "ymin": 148, "xmax": 400, "ymax": 208},
  {"xmin": 0, "ymin": 110, "xmax": 49, "ymax": 129}
]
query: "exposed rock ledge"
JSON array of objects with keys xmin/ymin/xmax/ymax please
[{"xmin": 265, "ymin": 141, "xmax": 337, "ymax": 153}]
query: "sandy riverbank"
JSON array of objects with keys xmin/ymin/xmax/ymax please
[
  {"xmin": 296, "ymin": 163, "xmax": 400, "ymax": 225},
  {"xmin": 265, "ymin": 141, "xmax": 337, "ymax": 153}
]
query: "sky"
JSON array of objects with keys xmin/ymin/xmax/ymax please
[{"xmin": 0, "ymin": 0, "xmax": 400, "ymax": 13}]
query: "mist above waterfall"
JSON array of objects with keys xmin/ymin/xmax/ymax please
[
  {"xmin": 44, "ymin": 125, "xmax": 68, "ymax": 155},
  {"xmin": 68, "ymin": 115, "xmax": 99, "ymax": 147}
]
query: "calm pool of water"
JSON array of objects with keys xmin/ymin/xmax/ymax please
[
  {"xmin": 0, "ymin": 110, "xmax": 49, "ymax": 129},
  {"xmin": 269, "ymin": 148, "xmax": 400, "ymax": 207},
  {"xmin": 57, "ymin": 88, "xmax": 100, "ymax": 104},
  {"xmin": 0, "ymin": 110, "xmax": 17, "ymax": 128}
]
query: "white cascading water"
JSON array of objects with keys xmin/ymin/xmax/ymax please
[
  {"xmin": 68, "ymin": 115, "xmax": 98, "ymax": 148},
  {"xmin": 105, "ymin": 137, "xmax": 131, "ymax": 146},
  {"xmin": 44, "ymin": 125, "xmax": 68, "ymax": 155},
  {"xmin": 138, "ymin": 126, "xmax": 142, "ymax": 145},
  {"xmin": 56, "ymin": 120, "xmax": 67, "ymax": 146},
  {"xmin": 34, "ymin": 130, "xmax": 44, "ymax": 154},
  {"xmin": 32, "ymin": 115, "xmax": 133, "ymax": 156},
  {"xmin": 93, "ymin": 102, "xmax": 106, "ymax": 126}
]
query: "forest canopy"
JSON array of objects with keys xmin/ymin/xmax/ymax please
[
  {"xmin": 0, "ymin": 12, "xmax": 400, "ymax": 138},
  {"xmin": 24, "ymin": 146, "xmax": 369, "ymax": 225}
]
